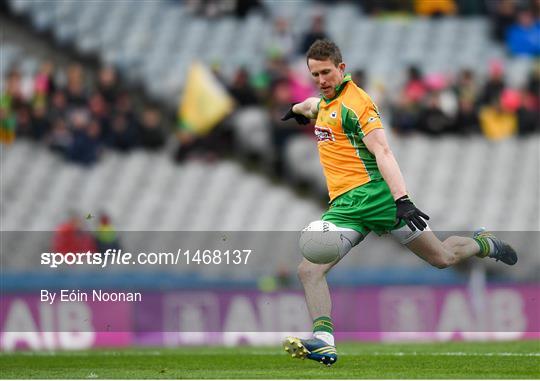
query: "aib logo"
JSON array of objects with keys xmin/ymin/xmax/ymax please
[{"xmin": 314, "ymin": 126, "xmax": 335, "ymax": 143}]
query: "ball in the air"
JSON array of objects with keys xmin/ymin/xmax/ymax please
[{"xmin": 299, "ymin": 221, "xmax": 342, "ymax": 264}]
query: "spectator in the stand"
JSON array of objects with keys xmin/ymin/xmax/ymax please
[
  {"xmin": 269, "ymin": 79, "xmax": 307, "ymax": 175},
  {"xmin": 0, "ymin": 92, "xmax": 16, "ymax": 144},
  {"xmin": 288, "ymin": 60, "xmax": 317, "ymax": 103},
  {"xmin": 33, "ymin": 60, "xmax": 56, "ymax": 99},
  {"xmin": 107, "ymin": 113, "xmax": 139, "ymax": 152},
  {"xmin": 106, "ymin": 91, "xmax": 139, "ymax": 151},
  {"xmin": 48, "ymin": 118, "xmax": 72, "ymax": 155},
  {"xmin": 1, "ymin": 69, "xmax": 23, "ymax": 143},
  {"xmin": 299, "ymin": 14, "xmax": 328, "ymax": 55},
  {"xmin": 228, "ymin": 67, "xmax": 260, "ymax": 106},
  {"xmin": 491, "ymin": 0, "xmax": 517, "ymax": 42},
  {"xmin": 139, "ymin": 106, "xmax": 166, "ymax": 150},
  {"xmin": 184, "ymin": 0, "xmax": 262, "ymax": 18},
  {"xmin": 481, "ymin": 60, "xmax": 506, "ymax": 104},
  {"xmin": 418, "ymin": 91, "xmax": 453, "ymax": 135},
  {"xmin": 95, "ymin": 212, "xmax": 121, "ymax": 253},
  {"xmin": 454, "ymin": 69, "xmax": 479, "ymax": 105},
  {"xmin": 361, "ymin": 0, "xmax": 413, "ymax": 15},
  {"xmin": 391, "ymin": 96, "xmax": 420, "ymax": 134},
  {"xmin": 67, "ymin": 109, "xmax": 101, "ymax": 166},
  {"xmin": 517, "ymin": 68, "xmax": 540, "ymax": 134},
  {"xmin": 453, "ymin": 96, "xmax": 480, "ymax": 134},
  {"xmin": 390, "ymin": 66, "xmax": 426, "ymax": 134},
  {"xmin": 525, "ymin": 64, "xmax": 540, "ymax": 108},
  {"xmin": 30, "ymin": 101, "xmax": 50, "ymax": 140},
  {"xmin": 251, "ymin": 54, "xmax": 289, "ymax": 102},
  {"xmin": 52, "ymin": 212, "xmax": 96, "ymax": 255},
  {"xmin": 403, "ymin": 65, "xmax": 427, "ymax": 103},
  {"xmin": 115, "ymin": 91, "xmax": 138, "ymax": 127},
  {"xmin": 65, "ymin": 63, "xmax": 87, "ymax": 108},
  {"xmin": 185, "ymin": 0, "xmax": 218, "ymax": 17},
  {"xmin": 479, "ymin": 90, "xmax": 518, "ymax": 140},
  {"xmin": 456, "ymin": 0, "xmax": 487, "ymax": 15},
  {"xmin": 506, "ymin": 7, "xmax": 540, "ymax": 56},
  {"xmin": 97, "ymin": 66, "xmax": 119, "ymax": 106},
  {"xmin": 48, "ymin": 89, "xmax": 68, "ymax": 122},
  {"xmin": 267, "ymin": 17, "xmax": 296, "ymax": 60},
  {"xmin": 414, "ymin": 0, "xmax": 456, "ymax": 17},
  {"xmin": 14, "ymin": 105, "xmax": 32, "ymax": 137},
  {"xmin": 425, "ymin": 73, "xmax": 457, "ymax": 118},
  {"xmin": 5, "ymin": 69, "xmax": 25, "ymax": 110},
  {"xmin": 88, "ymin": 92, "xmax": 110, "ymax": 138},
  {"xmin": 234, "ymin": 0, "xmax": 264, "ymax": 18},
  {"xmin": 266, "ymin": 54, "xmax": 290, "ymax": 88},
  {"xmin": 517, "ymin": 89, "xmax": 540, "ymax": 135}
]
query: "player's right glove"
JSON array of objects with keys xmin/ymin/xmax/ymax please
[
  {"xmin": 281, "ymin": 104, "xmax": 311, "ymax": 125},
  {"xmin": 395, "ymin": 195, "xmax": 430, "ymax": 232}
]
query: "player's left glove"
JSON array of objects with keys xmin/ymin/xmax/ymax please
[
  {"xmin": 395, "ymin": 195, "xmax": 430, "ymax": 232},
  {"xmin": 281, "ymin": 104, "xmax": 311, "ymax": 125}
]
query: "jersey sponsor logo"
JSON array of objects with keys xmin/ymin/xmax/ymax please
[{"xmin": 314, "ymin": 125, "xmax": 335, "ymax": 143}]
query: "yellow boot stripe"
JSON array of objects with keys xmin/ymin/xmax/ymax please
[{"xmin": 312, "ymin": 346, "xmax": 336, "ymax": 354}]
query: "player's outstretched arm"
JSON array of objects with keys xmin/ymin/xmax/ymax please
[
  {"xmin": 363, "ymin": 129, "xmax": 429, "ymax": 231},
  {"xmin": 293, "ymin": 97, "xmax": 320, "ymax": 119},
  {"xmin": 281, "ymin": 97, "xmax": 320, "ymax": 124}
]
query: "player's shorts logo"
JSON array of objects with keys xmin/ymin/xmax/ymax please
[{"xmin": 314, "ymin": 126, "xmax": 335, "ymax": 143}]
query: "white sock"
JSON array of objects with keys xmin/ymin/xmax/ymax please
[{"xmin": 313, "ymin": 331, "xmax": 335, "ymax": 346}]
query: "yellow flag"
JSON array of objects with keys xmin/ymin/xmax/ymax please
[{"xmin": 178, "ymin": 62, "xmax": 235, "ymax": 136}]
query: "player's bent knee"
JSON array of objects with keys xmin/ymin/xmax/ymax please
[
  {"xmin": 299, "ymin": 220, "xmax": 363, "ymax": 265},
  {"xmin": 391, "ymin": 223, "xmax": 431, "ymax": 245}
]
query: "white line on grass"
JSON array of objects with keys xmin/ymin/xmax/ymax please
[
  {"xmin": 1, "ymin": 351, "xmax": 539, "ymax": 357},
  {"xmin": 350, "ymin": 352, "xmax": 540, "ymax": 357}
]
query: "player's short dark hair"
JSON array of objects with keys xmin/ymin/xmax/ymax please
[{"xmin": 306, "ymin": 39, "xmax": 343, "ymax": 67}]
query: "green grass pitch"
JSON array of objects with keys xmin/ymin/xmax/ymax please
[{"xmin": 1, "ymin": 340, "xmax": 539, "ymax": 379}]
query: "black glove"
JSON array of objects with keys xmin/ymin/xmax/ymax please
[
  {"xmin": 281, "ymin": 104, "xmax": 311, "ymax": 125},
  {"xmin": 395, "ymin": 195, "xmax": 430, "ymax": 232}
]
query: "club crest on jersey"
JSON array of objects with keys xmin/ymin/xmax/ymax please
[
  {"xmin": 314, "ymin": 125, "xmax": 335, "ymax": 143},
  {"xmin": 330, "ymin": 111, "xmax": 337, "ymax": 118}
]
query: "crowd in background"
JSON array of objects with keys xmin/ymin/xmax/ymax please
[
  {"xmin": 1, "ymin": 0, "xmax": 539, "ymax": 170},
  {"xmin": 183, "ymin": 0, "xmax": 540, "ymax": 56},
  {"xmin": 390, "ymin": 62, "xmax": 540, "ymax": 138},
  {"xmin": 1, "ymin": 63, "xmax": 166, "ymax": 166}
]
